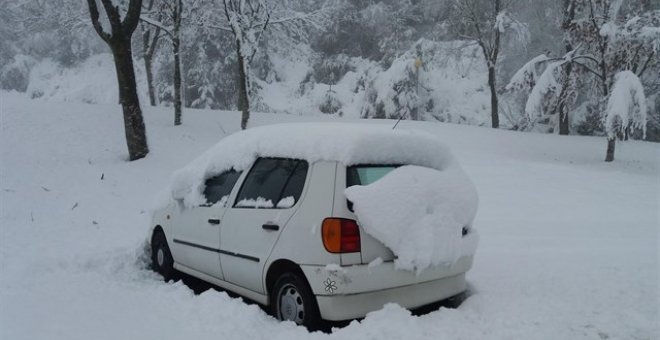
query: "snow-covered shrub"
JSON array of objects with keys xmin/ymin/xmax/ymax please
[
  {"xmin": 305, "ymin": 54, "xmax": 355, "ymax": 86},
  {"xmin": 359, "ymin": 39, "xmax": 488, "ymax": 124},
  {"xmin": 525, "ymin": 61, "xmax": 564, "ymax": 125},
  {"xmin": 361, "ymin": 57, "xmax": 420, "ymax": 120},
  {"xmin": 0, "ymin": 55, "xmax": 36, "ymax": 92},
  {"xmin": 502, "ymin": 54, "xmax": 550, "ymax": 128},
  {"xmin": 318, "ymin": 89, "xmax": 342, "ymax": 115},
  {"xmin": 24, "ymin": 54, "xmax": 149, "ymax": 105}
]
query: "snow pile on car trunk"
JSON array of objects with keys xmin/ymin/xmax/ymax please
[
  {"xmin": 345, "ymin": 164, "xmax": 478, "ymax": 274},
  {"xmin": 168, "ymin": 123, "xmax": 454, "ymax": 208}
]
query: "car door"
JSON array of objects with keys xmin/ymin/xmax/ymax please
[
  {"xmin": 171, "ymin": 169, "xmax": 242, "ymax": 280},
  {"xmin": 219, "ymin": 158, "xmax": 309, "ymax": 294}
]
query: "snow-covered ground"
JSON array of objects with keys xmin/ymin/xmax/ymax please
[{"xmin": 1, "ymin": 92, "xmax": 658, "ymax": 339}]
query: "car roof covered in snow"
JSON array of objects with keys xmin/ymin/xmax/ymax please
[{"xmin": 169, "ymin": 122, "xmax": 454, "ymax": 206}]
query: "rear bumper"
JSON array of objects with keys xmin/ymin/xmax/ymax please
[{"xmin": 299, "ymin": 255, "xmax": 473, "ymax": 321}]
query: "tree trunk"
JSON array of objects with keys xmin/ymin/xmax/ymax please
[
  {"xmin": 558, "ymin": 0, "xmax": 577, "ymax": 135},
  {"xmin": 605, "ymin": 137, "xmax": 615, "ymax": 162},
  {"xmin": 237, "ymin": 49, "xmax": 250, "ymax": 130},
  {"xmin": 173, "ymin": 34, "xmax": 182, "ymax": 126},
  {"xmin": 172, "ymin": 0, "xmax": 183, "ymax": 126},
  {"xmin": 144, "ymin": 55, "xmax": 157, "ymax": 106},
  {"xmin": 488, "ymin": 66, "xmax": 499, "ymax": 128},
  {"xmin": 557, "ymin": 61, "xmax": 572, "ymax": 135},
  {"xmin": 111, "ymin": 39, "xmax": 149, "ymax": 161},
  {"xmin": 142, "ymin": 0, "xmax": 158, "ymax": 106}
]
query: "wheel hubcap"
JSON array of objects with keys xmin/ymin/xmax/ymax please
[
  {"xmin": 157, "ymin": 248, "xmax": 164, "ymax": 267},
  {"xmin": 278, "ymin": 284, "xmax": 304, "ymax": 324}
]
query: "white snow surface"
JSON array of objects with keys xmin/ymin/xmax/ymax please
[
  {"xmin": 345, "ymin": 165, "xmax": 479, "ymax": 273},
  {"xmin": 26, "ymin": 54, "xmax": 149, "ymax": 105},
  {"xmin": 276, "ymin": 196, "xmax": 296, "ymax": 209},
  {"xmin": 169, "ymin": 123, "xmax": 453, "ymax": 208},
  {"xmin": 236, "ymin": 197, "xmax": 275, "ymax": 209},
  {"xmin": 1, "ymin": 92, "xmax": 659, "ymax": 339}
]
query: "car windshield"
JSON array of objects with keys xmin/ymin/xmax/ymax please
[{"xmin": 347, "ymin": 165, "xmax": 399, "ymax": 187}]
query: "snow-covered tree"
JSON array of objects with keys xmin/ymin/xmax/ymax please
[
  {"xmin": 139, "ymin": 0, "xmax": 163, "ymax": 106},
  {"xmin": 603, "ymin": 71, "xmax": 647, "ymax": 161},
  {"xmin": 199, "ymin": 0, "xmax": 332, "ymax": 129},
  {"xmin": 222, "ymin": 0, "xmax": 269, "ymax": 130},
  {"xmin": 452, "ymin": 0, "xmax": 528, "ymax": 128},
  {"xmin": 141, "ymin": 0, "xmax": 187, "ymax": 126},
  {"xmin": 516, "ymin": 1, "xmax": 658, "ymax": 138},
  {"xmin": 86, "ymin": 0, "xmax": 149, "ymax": 161}
]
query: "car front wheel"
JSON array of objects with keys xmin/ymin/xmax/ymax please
[
  {"xmin": 272, "ymin": 272, "xmax": 321, "ymax": 329},
  {"xmin": 151, "ymin": 231, "xmax": 174, "ymax": 281}
]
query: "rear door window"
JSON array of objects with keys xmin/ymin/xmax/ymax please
[
  {"xmin": 202, "ymin": 170, "xmax": 242, "ymax": 206},
  {"xmin": 235, "ymin": 158, "xmax": 308, "ymax": 209}
]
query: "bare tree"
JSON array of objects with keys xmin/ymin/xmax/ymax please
[
  {"xmin": 140, "ymin": 0, "xmax": 162, "ymax": 106},
  {"xmin": 86, "ymin": 0, "xmax": 149, "ymax": 161},
  {"xmin": 556, "ymin": 0, "xmax": 579, "ymax": 135},
  {"xmin": 222, "ymin": 0, "xmax": 270, "ymax": 130},
  {"xmin": 453, "ymin": 0, "xmax": 526, "ymax": 129},
  {"xmin": 141, "ymin": 0, "xmax": 185, "ymax": 125}
]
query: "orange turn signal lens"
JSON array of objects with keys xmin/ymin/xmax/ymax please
[{"xmin": 321, "ymin": 218, "xmax": 361, "ymax": 253}]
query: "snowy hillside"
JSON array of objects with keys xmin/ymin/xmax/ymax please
[{"xmin": 1, "ymin": 92, "xmax": 658, "ymax": 339}]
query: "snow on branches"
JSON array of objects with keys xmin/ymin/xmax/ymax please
[
  {"xmin": 604, "ymin": 70, "xmax": 647, "ymax": 139},
  {"xmin": 524, "ymin": 60, "xmax": 564, "ymax": 121},
  {"xmin": 494, "ymin": 9, "xmax": 529, "ymax": 45},
  {"xmin": 505, "ymin": 54, "xmax": 549, "ymax": 92}
]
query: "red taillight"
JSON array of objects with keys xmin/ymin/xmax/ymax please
[{"xmin": 321, "ymin": 218, "xmax": 361, "ymax": 253}]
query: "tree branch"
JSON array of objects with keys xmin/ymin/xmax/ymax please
[
  {"xmin": 99, "ymin": 0, "xmax": 122, "ymax": 30},
  {"xmin": 140, "ymin": 16, "xmax": 173, "ymax": 37},
  {"xmin": 86, "ymin": 0, "xmax": 111, "ymax": 42},
  {"xmin": 571, "ymin": 60, "xmax": 603, "ymax": 78},
  {"xmin": 636, "ymin": 51, "xmax": 655, "ymax": 78},
  {"xmin": 123, "ymin": 0, "xmax": 143, "ymax": 33}
]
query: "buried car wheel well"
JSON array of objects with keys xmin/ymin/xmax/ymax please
[
  {"xmin": 266, "ymin": 259, "xmax": 307, "ymax": 303},
  {"xmin": 266, "ymin": 260, "xmax": 322, "ymax": 329},
  {"xmin": 152, "ymin": 225, "xmax": 165, "ymax": 241}
]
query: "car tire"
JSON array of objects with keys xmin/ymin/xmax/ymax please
[
  {"xmin": 271, "ymin": 272, "xmax": 321, "ymax": 330},
  {"xmin": 151, "ymin": 230, "xmax": 175, "ymax": 281}
]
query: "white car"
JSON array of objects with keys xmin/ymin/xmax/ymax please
[{"xmin": 149, "ymin": 123, "xmax": 478, "ymax": 328}]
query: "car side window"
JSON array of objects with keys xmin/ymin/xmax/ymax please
[
  {"xmin": 202, "ymin": 170, "xmax": 242, "ymax": 206},
  {"xmin": 277, "ymin": 161, "xmax": 308, "ymax": 208},
  {"xmin": 235, "ymin": 158, "xmax": 308, "ymax": 209}
]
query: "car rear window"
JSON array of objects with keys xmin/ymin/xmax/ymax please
[
  {"xmin": 347, "ymin": 165, "xmax": 399, "ymax": 187},
  {"xmin": 234, "ymin": 158, "xmax": 308, "ymax": 209}
]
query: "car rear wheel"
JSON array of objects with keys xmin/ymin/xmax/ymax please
[
  {"xmin": 151, "ymin": 231, "xmax": 174, "ymax": 281},
  {"xmin": 272, "ymin": 272, "xmax": 321, "ymax": 330}
]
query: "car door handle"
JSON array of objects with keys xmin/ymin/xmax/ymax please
[
  {"xmin": 208, "ymin": 218, "xmax": 221, "ymax": 225},
  {"xmin": 262, "ymin": 224, "xmax": 279, "ymax": 231}
]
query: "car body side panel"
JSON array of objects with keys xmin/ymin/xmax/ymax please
[{"xmin": 263, "ymin": 161, "xmax": 341, "ymax": 285}]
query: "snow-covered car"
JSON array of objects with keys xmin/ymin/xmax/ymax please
[{"xmin": 149, "ymin": 123, "xmax": 479, "ymax": 328}]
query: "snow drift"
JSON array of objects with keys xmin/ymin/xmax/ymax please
[{"xmin": 345, "ymin": 164, "xmax": 479, "ymax": 273}]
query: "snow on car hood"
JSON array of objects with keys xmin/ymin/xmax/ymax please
[
  {"xmin": 167, "ymin": 123, "xmax": 454, "ymax": 208},
  {"xmin": 345, "ymin": 164, "xmax": 479, "ymax": 274}
]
